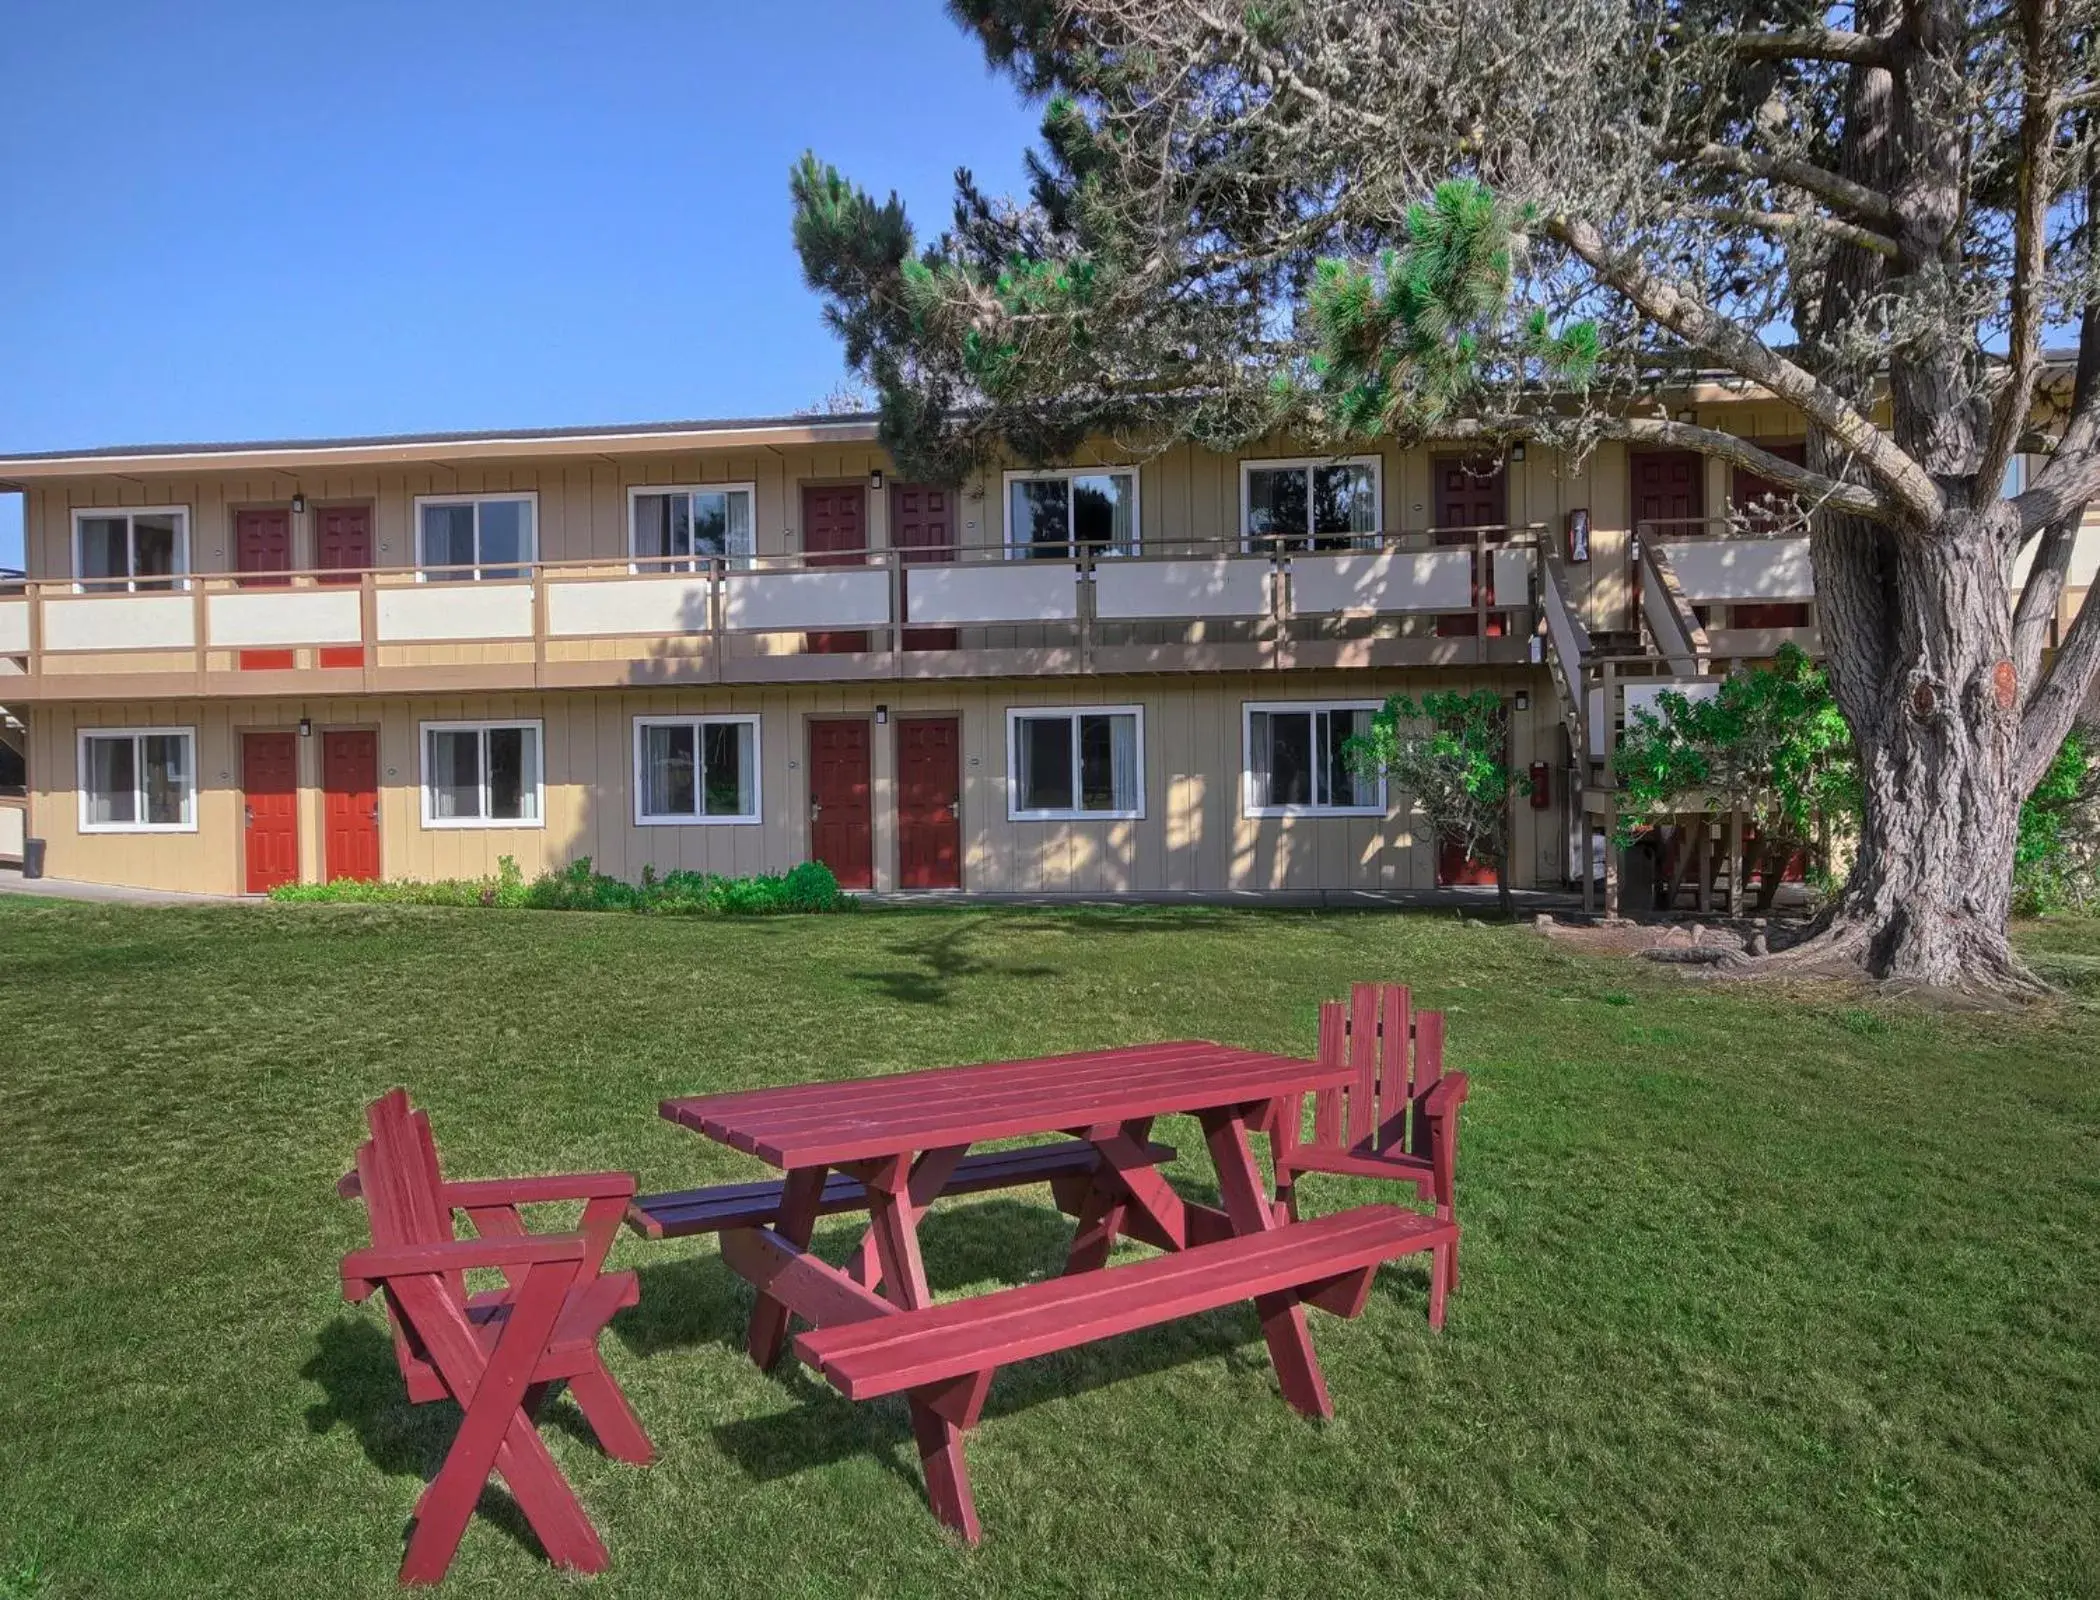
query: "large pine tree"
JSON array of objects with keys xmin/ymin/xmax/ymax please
[{"xmin": 792, "ymin": 0, "xmax": 2100, "ymax": 990}]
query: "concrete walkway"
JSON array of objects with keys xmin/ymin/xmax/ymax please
[{"xmin": 0, "ymin": 867, "xmax": 237, "ymax": 905}]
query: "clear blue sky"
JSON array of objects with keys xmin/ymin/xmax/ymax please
[{"xmin": 0, "ymin": 1, "xmax": 1042, "ymax": 568}]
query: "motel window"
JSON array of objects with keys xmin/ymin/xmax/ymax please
[
  {"xmin": 1007, "ymin": 707, "xmax": 1143, "ymax": 819},
  {"xmin": 1005, "ymin": 470, "xmax": 1138, "ymax": 559},
  {"xmin": 634, "ymin": 715, "xmax": 760, "ymax": 824},
  {"xmin": 415, "ymin": 494, "xmax": 537, "ymax": 581},
  {"xmin": 421, "ymin": 721, "xmax": 543, "ymax": 827},
  {"xmin": 78, "ymin": 728, "xmax": 196, "ymax": 832},
  {"xmin": 1243, "ymin": 702, "xmax": 1384, "ymax": 816},
  {"xmin": 1241, "ymin": 458, "xmax": 1380, "ymax": 550},
  {"xmin": 630, "ymin": 484, "xmax": 756, "ymax": 571},
  {"xmin": 74, "ymin": 508, "xmax": 190, "ymax": 591}
]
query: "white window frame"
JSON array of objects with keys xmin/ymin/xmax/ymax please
[
  {"xmin": 71, "ymin": 506, "xmax": 192, "ymax": 592},
  {"xmin": 1000, "ymin": 467, "xmax": 1141, "ymax": 560},
  {"xmin": 625, "ymin": 482, "xmax": 758, "ymax": 573},
  {"xmin": 76, "ymin": 725, "xmax": 198, "ymax": 834},
  {"xmin": 1238, "ymin": 456, "xmax": 1384, "ymax": 550},
  {"xmin": 411, "ymin": 492, "xmax": 540, "ymax": 581},
  {"xmin": 1004, "ymin": 704, "xmax": 1146, "ymax": 821},
  {"xmin": 418, "ymin": 719, "xmax": 546, "ymax": 830},
  {"xmin": 631, "ymin": 714, "xmax": 763, "ymax": 826},
  {"xmin": 1241, "ymin": 699, "xmax": 1389, "ymax": 818}
]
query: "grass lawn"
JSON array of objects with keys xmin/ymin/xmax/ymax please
[{"xmin": 1, "ymin": 900, "xmax": 2097, "ymax": 1598}]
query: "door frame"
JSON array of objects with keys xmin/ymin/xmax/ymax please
[
  {"xmin": 239, "ymin": 726, "xmax": 303, "ymax": 895},
  {"xmin": 319, "ymin": 723, "xmax": 384, "ymax": 882},
  {"xmin": 893, "ymin": 710, "xmax": 965, "ymax": 892}
]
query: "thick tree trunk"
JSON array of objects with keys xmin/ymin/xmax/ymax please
[{"xmin": 1801, "ymin": 513, "xmax": 2036, "ymax": 988}]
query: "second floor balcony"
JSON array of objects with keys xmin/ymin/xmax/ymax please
[{"xmin": 0, "ymin": 531, "xmax": 1548, "ymax": 701}]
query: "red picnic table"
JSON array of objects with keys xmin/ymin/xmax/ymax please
[{"xmin": 652, "ymin": 1040, "xmax": 1457, "ymax": 1542}]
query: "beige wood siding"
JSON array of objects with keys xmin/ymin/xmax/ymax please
[{"xmin": 29, "ymin": 673, "xmax": 1566, "ymax": 897}]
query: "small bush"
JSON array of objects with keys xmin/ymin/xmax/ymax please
[{"xmin": 269, "ymin": 858, "xmax": 855, "ymax": 916}]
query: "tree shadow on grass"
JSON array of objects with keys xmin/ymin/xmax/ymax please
[
  {"xmin": 846, "ymin": 920, "xmax": 1061, "ymax": 1006},
  {"xmin": 301, "ymin": 1315, "xmax": 593, "ymax": 1565}
]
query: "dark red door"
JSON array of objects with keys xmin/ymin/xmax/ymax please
[
  {"xmin": 897, "ymin": 716, "xmax": 963, "ymax": 889},
  {"xmin": 1629, "ymin": 449, "xmax": 1706, "ymax": 634},
  {"xmin": 322, "ymin": 730, "xmax": 381, "ymax": 882},
  {"xmin": 235, "ymin": 508, "xmax": 295, "ymax": 669},
  {"xmin": 1433, "ymin": 456, "xmax": 1508, "ymax": 637},
  {"xmin": 242, "ymin": 731, "xmax": 300, "ymax": 894},
  {"xmin": 808, "ymin": 718, "xmax": 874, "ymax": 889},
  {"xmin": 803, "ymin": 485, "xmax": 868, "ymax": 653},
  {"xmin": 892, "ymin": 483, "xmax": 959, "ymax": 651},
  {"xmin": 313, "ymin": 504, "xmax": 374, "ymax": 668},
  {"xmin": 1729, "ymin": 444, "xmax": 1812, "ymax": 628}
]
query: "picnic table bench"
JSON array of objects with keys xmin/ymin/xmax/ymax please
[{"xmin": 657, "ymin": 1039, "xmax": 1461, "ymax": 1542}]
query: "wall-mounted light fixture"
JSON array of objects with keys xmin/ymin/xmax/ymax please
[
  {"xmin": 869, "ymin": 469, "xmax": 885, "ymax": 492},
  {"xmin": 291, "ymin": 493, "xmax": 307, "ymax": 515},
  {"xmin": 1513, "ymin": 691, "xmax": 1530, "ymax": 711},
  {"xmin": 875, "ymin": 704, "xmax": 889, "ymax": 725},
  {"xmin": 298, "ymin": 718, "xmax": 313, "ymax": 738},
  {"xmin": 1509, "ymin": 442, "xmax": 1526, "ymax": 462}
]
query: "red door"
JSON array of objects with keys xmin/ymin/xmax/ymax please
[
  {"xmin": 1433, "ymin": 456, "xmax": 1508, "ymax": 637},
  {"xmin": 1628, "ymin": 449, "xmax": 1706, "ymax": 634},
  {"xmin": 313, "ymin": 504, "xmax": 374, "ymax": 668},
  {"xmin": 235, "ymin": 508, "xmax": 295, "ymax": 669},
  {"xmin": 242, "ymin": 731, "xmax": 300, "ymax": 894},
  {"xmin": 803, "ymin": 485, "xmax": 868, "ymax": 653},
  {"xmin": 892, "ymin": 483, "xmax": 959, "ymax": 651},
  {"xmin": 322, "ymin": 730, "xmax": 381, "ymax": 882},
  {"xmin": 1729, "ymin": 444, "xmax": 1812, "ymax": 628},
  {"xmin": 897, "ymin": 716, "xmax": 962, "ymax": 889},
  {"xmin": 807, "ymin": 718, "xmax": 874, "ymax": 889}
]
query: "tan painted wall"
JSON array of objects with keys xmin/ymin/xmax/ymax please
[{"xmin": 28, "ymin": 672, "xmax": 1567, "ymax": 897}]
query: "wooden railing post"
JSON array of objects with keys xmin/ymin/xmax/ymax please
[
  {"xmin": 359, "ymin": 571, "xmax": 379, "ymax": 692},
  {"xmin": 710, "ymin": 556, "xmax": 726, "ymax": 683},
  {"xmin": 888, "ymin": 547, "xmax": 905, "ymax": 657}
]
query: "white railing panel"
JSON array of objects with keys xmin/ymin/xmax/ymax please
[
  {"xmin": 207, "ymin": 590, "xmax": 364, "ymax": 648},
  {"xmin": 721, "ymin": 568, "xmax": 891, "ymax": 633},
  {"xmin": 1640, "ymin": 576, "xmax": 1703, "ymax": 676},
  {"xmin": 1093, "ymin": 558, "xmax": 1269, "ymax": 620},
  {"xmin": 1625, "ymin": 679, "xmax": 1722, "ymax": 727},
  {"xmin": 906, "ymin": 563, "xmax": 1080, "ymax": 625},
  {"xmin": 1659, "ymin": 537, "xmax": 1814, "ymax": 602},
  {"xmin": 41, "ymin": 594, "xmax": 196, "ymax": 652},
  {"xmin": 1491, "ymin": 547, "xmax": 1535, "ymax": 603},
  {"xmin": 0, "ymin": 802, "xmax": 23, "ymax": 860},
  {"xmin": 1290, "ymin": 550, "xmax": 1473, "ymax": 614},
  {"xmin": 0, "ymin": 599, "xmax": 26, "ymax": 654},
  {"xmin": 546, "ymin": 576, "xmax": 713, "ymax": 638},
  {"xmin": 375, "ymin": 583, "xmax": 535, "ymax": 643}
]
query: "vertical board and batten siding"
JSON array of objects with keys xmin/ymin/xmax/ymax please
[{"xmin": 29, "ymin": 673, "xmax": 1563, "ymax": 897}]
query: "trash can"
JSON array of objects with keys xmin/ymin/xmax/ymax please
[{"xmin": 22, "ymin": 837, "xmax": 46, "ymax": 879}]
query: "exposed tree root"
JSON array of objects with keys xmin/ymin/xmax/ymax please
[{"xmin": 1637, "ymin": 903, "xmax": 2054, "ymax": 999}]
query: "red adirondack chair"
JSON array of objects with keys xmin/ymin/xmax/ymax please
[
  {"xmin": 1273, "ymin": 984, "xmax": 1470, "ymax": 1286},
  {"xmin": 336, "ymin": 1089, "xmax": 652, "ymax": 1585}
]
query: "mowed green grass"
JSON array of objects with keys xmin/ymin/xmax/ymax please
[{"xmin": 1, "ymin": 900, "xmax": 2096, "ymax": 1600}]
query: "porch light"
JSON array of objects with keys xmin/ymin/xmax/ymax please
[
  {"xmin": 1509, "ymin": 443, "xmax": 1526, "ymax": 461},
  {"xmin": 299, "ymin": 718, "xmax": 313, "ymax": 738},
  {"xmin": 291, "ymin": 493, "xmax": 307, "ymax": 514},
  {"xmin": 869, "ymin": 469, "xmax": 885, "ymax": 491},
  {"xmin": 875, "ymin": 705, "xmax": 889, "ymax": 725}
]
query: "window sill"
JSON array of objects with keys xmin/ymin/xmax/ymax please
[
  {"xmin": 418, "ymin": 817, "xmax": 547, "ymax": 831},
  {"xmin": 1008, "ymin": 809, "xmax": 1145, "ymax": 823},
  {"xmin": 635, "ymin": 813, "xmax": 761, "ymax": 827},
  {"xmin": 78, "ymin": 821, "xmax": 199, "ymax": 835}
]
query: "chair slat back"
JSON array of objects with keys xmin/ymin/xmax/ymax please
[
  {"xmin": 352, "ymin": 1090, "xmax": 465, "ymax": 1375},
  {"xmin": 1345, "ymin": 984, "xmax": 1380, "ymax": 1145},
  {"xmin": 1312, "ymin": 1002, "xmax": 1348, "ymax": 1148},
  {"xmin": 1308, "ymin": 982, "xmax": 1446, "ymax": 1159},
  {"xmin": 1372, "ymin": 983, "xmax": 1415, "ymax": 1150},
  {"xmin": 1408, "ymin": 1011, "xmax": 1447, "ymax": 1171}
]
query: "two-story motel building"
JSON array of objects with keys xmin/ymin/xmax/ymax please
[{"xmin": 0, "ymin": 397, "xmax": 2091, "ymax": 898}]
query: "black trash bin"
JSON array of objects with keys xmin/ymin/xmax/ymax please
[{"xmin": 22, "ymin": 837, "xmax": 45, "ymax": 879}]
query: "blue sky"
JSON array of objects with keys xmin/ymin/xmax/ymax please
[{"xmin": 0, "ymin": 1, "xmax": 1043, "ymax": 567}]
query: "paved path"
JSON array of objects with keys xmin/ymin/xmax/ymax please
[{"xmin": 0, "ymin": 868, "xmax": 238, "ymax": 905}]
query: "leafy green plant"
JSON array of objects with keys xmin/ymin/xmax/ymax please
[
  {"xmin": 1344, "ymin": 688, "xmax": 1529, "ymax": 920},
  {"xmin": 268, "ymin": 859, "xmax": 855, "ymax": 916},
  {"xmin": 1611, "ymin": 645, "xmax": 1859, "ymax": 909},
  {"xmin": 2015, "ymin": 729, "xmax": 2098, "ymax": 916}
]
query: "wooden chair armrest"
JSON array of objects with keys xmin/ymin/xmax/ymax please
[
  {"xmin": 341, "ymin": 1232, "xmax": 587, "ymax": 1299},
  {"xmin": 443, "ymin": 1172, "xmax": 637, "ymax": 1208},
  {"xmin": 1421, "ymin": 1072, "xmax": 1470, "ymax": 1120}
]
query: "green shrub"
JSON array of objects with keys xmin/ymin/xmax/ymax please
[
  {"xmin": 2015, "ymin": 729, "xmax": 2099, "ymax": 916},
  {"xmin": 268, "ymin": 858, "xmax": 856, "ymax": 916}
]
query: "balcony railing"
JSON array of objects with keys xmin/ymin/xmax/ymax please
[{"xmin": 0, "ymin": 528, "xmax": 1547, "ymax": 699}]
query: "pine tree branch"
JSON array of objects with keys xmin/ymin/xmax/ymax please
[
  {"xmin": 2012, "ymin": 510, "xmax": 2083, "ymax": 686},
  {"xmin": 1720, "ymin": 27, "xmax": 1896, "ymax": 66},
  {"xmin": 1687, "ymin": 144, "xmax": 1901, "ymax": 230},
  {"xmin": 1434, "ymin": 414, "xmax": 1890, "ymax": 519},
  {"xmin": 1979, "ymin": 0, "xmax": 2063, "ymax": 499},
  {"xmin": 2020, "ymin": 574, "xmax": 2100, "ymax": 789},
  {"xmin": 1551, "ymin": 214, "xmax": 1944, "ymax": 525}
]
